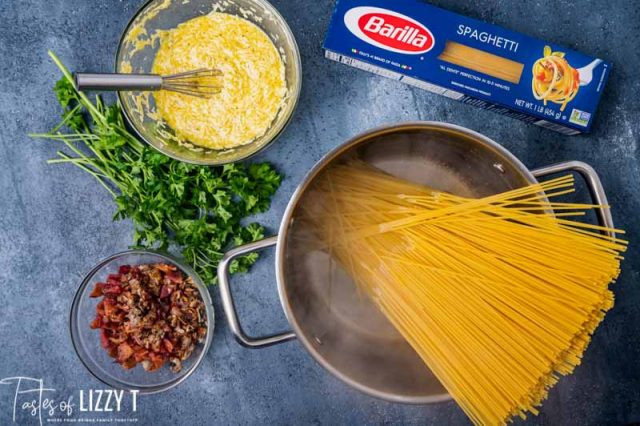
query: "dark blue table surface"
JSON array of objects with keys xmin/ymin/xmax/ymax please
[{"xmin": 0, "ymin": 0, "xmax": 639, "ymax": 424}]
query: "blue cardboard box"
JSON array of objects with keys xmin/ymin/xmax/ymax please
[{"xmin": 323, "ymin": 0, "xmax": 611, "ymax": 135}]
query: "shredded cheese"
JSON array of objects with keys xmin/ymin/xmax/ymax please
[{"xmin": 152, "ymin": 12, "xmax": 286, "ymax": 150}]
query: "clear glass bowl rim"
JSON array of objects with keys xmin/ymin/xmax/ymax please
[
  {"xmin": 114, "ymin": 0, "xmax": 303, "ymax": 165},
  {"xmin": 69, "ymin": 249, "xmax": 215, "ymax": 394}
]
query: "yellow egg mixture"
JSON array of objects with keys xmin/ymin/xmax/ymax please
[{"xmin": 152, "ymin": 12, "xmax": 286, "ymax": 150}]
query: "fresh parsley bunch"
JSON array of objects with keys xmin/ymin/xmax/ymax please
[{"xmin": 31, "ymin": 51, "xmax": 282, "ymax": 284}]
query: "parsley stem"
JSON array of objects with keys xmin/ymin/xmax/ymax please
[
  {"xmin": 52, "ymin": 152, "xmax": 117, "ymax": 197},
  {"xmin": 28, "ymin": 133, "xmax": 99, "ymax": 141},
  {"xmin": 48, "ymin": 50, "xmax": 107, "ymax": 127},
  {"xmin": 32, "ymin": 52, "xmax": 283, "ymax": 286}
]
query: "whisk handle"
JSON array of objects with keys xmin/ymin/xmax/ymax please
[{"xmin": 74, "ymin": 73, "xmax": 162, "ymax": 91}]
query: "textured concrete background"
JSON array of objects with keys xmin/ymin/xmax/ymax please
[{"xmin": 0, "ymin": 0, "xmax": 639, "ymax": 424}]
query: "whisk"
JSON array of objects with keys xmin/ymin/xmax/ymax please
[{"xmin": 74, "ymin": 68, "xmax": 223, "ymax": 99}]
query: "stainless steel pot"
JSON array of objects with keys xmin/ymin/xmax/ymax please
[{"xmin": 217, "ymin": 122, "xmax": 613, "ymax": 403}]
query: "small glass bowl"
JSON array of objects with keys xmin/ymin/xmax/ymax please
[
  {"xmin": 115, "ymin": 0, "xmax": 302, "ymax": 165},
  {"xmin": 69, "ymin": 250, "xmax": 214, "ymax": 394}
]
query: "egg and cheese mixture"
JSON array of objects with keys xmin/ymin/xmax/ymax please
[{"xmin": 152, "ymin": 13, "xmax": 286, "ymax": 150}]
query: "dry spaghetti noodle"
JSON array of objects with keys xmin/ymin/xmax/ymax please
[
  {"xmin": 438, "ymin": 41, "xmax": 524, "ymax": 84},
  {"xmin": 303, "ymin": 161, "xmax": 626, "ymax": 426}
]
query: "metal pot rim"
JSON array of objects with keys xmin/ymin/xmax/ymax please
[
  {"xmin": 273, "ymin": 121, "xmax": 537, "ymax": 404},
  {"xmin": 218, "ymin": 120, "xmax": 611, "ymax": 403}
]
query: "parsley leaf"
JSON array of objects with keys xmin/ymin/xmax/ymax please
[{"xmin": 31, "ymin": 51, "xmax": 283, "ymax": 285}]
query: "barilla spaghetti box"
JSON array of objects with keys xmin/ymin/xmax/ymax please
[{"xmin": 323, "ymin": 0, "xmax": 611, "ymax": 135}]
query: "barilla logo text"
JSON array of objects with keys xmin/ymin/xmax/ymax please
[{"xmin": 344, "ymin": 6, "xmax": 435, "ymax": 54}]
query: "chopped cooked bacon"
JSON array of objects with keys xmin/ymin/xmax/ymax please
[
  {"xmin": 90, "ymin": 283, "xmax": 104, "ymax": 297},
  {"xmin": 160, "ymin": 284, "xmax": 172, "ymax": 299},
  {"xmin": 165, "ymin": 271, "xmax": 183, "ymax": 283},
  {"xmin": 100, "ymin": 329, "xmax": 110, "ymax": 348},
  {"xmin": 102, "ymin": 284, "xmax": 122, "ymax": 295},
  {"xmin": 122, "ymin": 358, "xmax": 137, "ymax": 370},
  {"xmin": 134, "ymin": 348, "xmax": 149, "ymax": 362},
  {"xmin": 90, "ymin": 316, "xmax": 101, "ymax": 329},
  {"xmin": 155, "ymin": 264, "xmax": 176, "ymax": 273},
  {"xmin": 117, "ymin": 343, "xmax": 134, "ymax": 362},
  {"xmin": 91, "ymin": 263, "xmax": 206, "ymax": 373},
  {"xmin": 163, "ymin": 338, "xmax": 174, "ymax": 353}
]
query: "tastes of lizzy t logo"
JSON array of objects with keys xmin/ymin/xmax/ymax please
[
  {"xmin": 0, "ymin": 377, "xmax": 138, "ymax": 425},
  {"xmin": 344, "ymin": 6, "xmax": 435, "ymax": 54}
]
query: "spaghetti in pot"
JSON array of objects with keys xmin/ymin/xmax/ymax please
[
  {"xmin": 304, "ymin": 161, "xmax": 627, "ymax": 425},
  {"xmin": 532, "ymin": 45, "xmax": 579, "ymax": 111}
]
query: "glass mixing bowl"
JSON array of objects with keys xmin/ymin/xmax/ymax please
[
  {"xmin": 69, "ymin": 250, "xmax": 215, "ymax": 394},
  {"xmin": 115, "ymin": 0, "xmax": 301, "ymax": 165}
]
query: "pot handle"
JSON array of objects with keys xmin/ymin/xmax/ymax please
[
  {"xmin": 531, "ymin": 161, "xmax": 614, "ymax": 236},
  {"xmin": 218, "ymin": 236, "xmax": 296, "ymax": 348}
]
